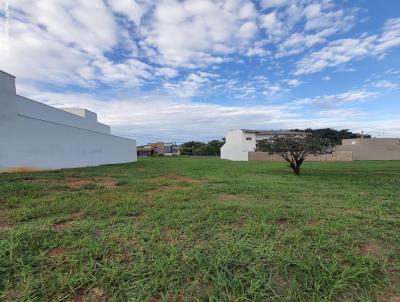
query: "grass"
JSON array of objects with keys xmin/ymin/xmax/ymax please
[{"xmin": 0, "ymin": 157, "xmax": 399, "ymax": 302}]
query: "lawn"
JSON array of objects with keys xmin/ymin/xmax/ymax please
[{"xmin": 0, "ymin": 157, "xmax": 399, "ymax": 302}]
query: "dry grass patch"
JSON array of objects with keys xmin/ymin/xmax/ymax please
[
  {"xmin": 95, "ymin": 176, "xmax": 117, "ymax": 188},
  {"xmin": 228, "ymin": 218, "xmax": 247, "ymax": 228},
  {"xmin": 275, "ymin": 217, "xmax": 289, "ymax": 226},
  {"xmin": 377, "ymin": 295, "xmax": 400, "ymax": 302},
  {"xmin": 160, "ymin": 227, "xmax": 190, "ymax": 244},
  {"xmin": 271, "ymin": 272, "xmax": 289, "ymax": 295},
  {"xmin": 66, "ymin": 176, "xmax": 117, "ymax": 189},
  {"xmin": 73, "ymin": 288, "xmax": 107, "ymax": 302},
  {"xmin": 5, "ymin": 167, "xmax": 39, "ymax": 173},
  {"xmin": 47, "ymin": 247, "xmax": 67, "ymax": 257},
  {"xmin": 218, "ymin": 193, "xmax": 255, "ymax": 204},
  {"xmin": 53, "ymin": 220, "xmax": 73, "ymax": 231},
  {"xmin": 0, "ymin": 216, "xmax": 13, "ymax": 231},
  {"xmin": 67, "ymin": 178, "xmax": 92, "ymax": 189},
  {"xmin": 307, "ymin": 219, "xmax": 320, "ymax": 226},
  {"xmin": 358, "ymin": 242, "xmax": 383, "ymax": 257}
]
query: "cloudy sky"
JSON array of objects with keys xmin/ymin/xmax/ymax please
[{"xmin": 1, "ymin": 0, "xmax": 400, "ymax": 144}]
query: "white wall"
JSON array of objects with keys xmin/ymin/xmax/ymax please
[
  {"xmin": 16, "ymin": 96, "xmax": 111, "ymax": 134},
  {"xmin": 0, "ymin": 70, "xmax": 137, "ymax": 172},
  {"xmin": 221, "ymin": 130, "xmax": 249, "ymax": 161}
]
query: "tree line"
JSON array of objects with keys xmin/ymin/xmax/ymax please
[{"xmin": 179, "ymin": 139, "xmax": 225, "ymax": 156}]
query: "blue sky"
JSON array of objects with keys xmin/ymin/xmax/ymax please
[{"xmin": 1, "ymin": 0, "xmax": 400, "ymax": 144}]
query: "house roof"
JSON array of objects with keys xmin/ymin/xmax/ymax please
[{"xmin": 241, "ymin": 129, "xmax": 304, "ymax": 135}]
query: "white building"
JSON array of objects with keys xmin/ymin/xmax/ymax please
[
  {"xmin": 220, "ymin": 129, "xmax": 299, "ymax": 161},
  {"xmin": 0, "ymin": 70, "xmax": 137, "ymax": 172}
]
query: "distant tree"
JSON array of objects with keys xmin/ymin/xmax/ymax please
[
  {"xmin": 257, "ymin": 135, "xmax": 337, "ymax": 175},
  {"xmin": 179, "ymin": 141, "xmax": 205, "ymax": 156},
  {"xmin": 205, "ymin": 140, "xmax": 225, "ymax": 156},
  {"xmin": 290, "ymin": 128, "xmax": 370, "ymax": 144},
  {"xmin": 180, "ymin": 139, "xmax": 225, "ymax": 156}
]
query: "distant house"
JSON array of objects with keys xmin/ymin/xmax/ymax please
[
  {"xmin": 337, "ymin": 138, "xmax": 400, "ymax": 160},
  {"xmin": 220, "ymin": 129, "xmax": 303, "ymax": 161},
  {"xmin": 137, "ymin": 142, "xmax": 180, "ymax": 157},
  {"xmin": 220, "ymin": 129, "xmax": 400, "ymax": 161},
  {"xmin": 0, "ymin": 70, "xmax": 137, "ymax": 172}
]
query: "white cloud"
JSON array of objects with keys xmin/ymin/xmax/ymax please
[
  {"xmin": 155, "ymin": 67, "xmax": 179, "ymax": 78},
  {"xmin": 292, "ymin": 90, "xmax": 379, "ymax": 107},
  {"xmin": 238, "ymin": 22, "xmax": 258, "ymax": 39},
  {"xmin": 374, "ymin": 18, "xmax": 400, "ymax": 54},
  {"xmin": 261, "ymin": 0, "xmax": 356, "ymax": 55},
  {"xmin": 287, "ymin": 79, "xmax": 302, "ymax": 87},
  {"xmin": 295, "ymin": 18, "xmax": 400, "ymax": 75},
  {"xmin": 163, "ymin": 72, "xmax": 217, "ymax": 98},
  {"xmin": 322, "ymin": 76, "xmax": 331, "ymax": 81},
  {"xmin": 260, "ymin": 0, "xmax": 292, "ymax": 9},
  {"xmin": 373, "ymin": 80, "xmax": 398, "ymax": 89},
  {"xmin": 108, "ymin": 0, "xmax": 149, "ymax": 25},
  {"xmin": 140, "ymin": 0, "xmax": 260, "ymax": 67},
  {"xmin": 0, "ymin": 0, "xmax": 156, "ymax": 87},
  {"xmin": 239, "ymin": 2, "xmax": 257, "ymax": 19},
  {"xmin": 294, "ymin": 36, "xmax": 377, "ymax": 75}
]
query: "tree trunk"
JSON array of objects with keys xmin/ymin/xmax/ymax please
[{"xmin": 293, "ymin": 166, "xmax": 300, "ymax": 175}]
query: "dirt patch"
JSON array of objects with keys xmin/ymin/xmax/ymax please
[
  {"xmin": 53, "ymin": 220, "xmax": 73, "ymax": 231},
  {"xmin": 5, "ymin": 166, "xmax": 39, "ymax": 173},
  {"xmin": 228, "ymin": 218, "xmax": 246, "ymax": 228},
  {"xmin": 359, "ymin": 191, "xmax": 369, "ymax": 196},
  {"xmin": 73, "ymin": 288, "xmax": 107, "ymax": 302},
  {"xmin": 160, "ymin": 227, "xmax": 189, "ymax": 243},
  {"xmin": 67, "ymin": 178, "xmax": 92, "ymax": 188},
  {"xmin": 95, "ymin": 176, "xmax": 117, "ymax": 188},
  {"xmin": 358, "ymin": 242, "xmax": 383, "ymax": 256},
  {"xmin": 0, "ymin": 216, "xmax": 13, "ymax": 231},
  {"xmin": 271, "ymin": 272, "xmax": 289, "ymax": 294},
  {"xmin": 377, "ymin": 295, "xmax": 400, "ymax": 302},
  {"xmin": 66, "ymin": 176, "xmax": 117, "ymax": 189},
  {"xmin": 47, "ymin": 247, "xmax": 67, "ymax": 257},
  {"xmin": 3, "ymin": 289, "xmax": 23, "ymax": 301},
  {"xmin": 307, "ymin": 219, "xmax": 320, "ymax": 226},
  {"xmin": 137, "ymin": 168, "xmax": 145, "ymax": 172},
  {"xmin": 275, "ymin": 217, "xmax": 289, "ymax": 225}
]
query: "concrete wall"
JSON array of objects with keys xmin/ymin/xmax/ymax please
[
  {"xmin": 342, "ymin": 138, "xmax": 399, "ymax": 146},
  {"xmin": 248, "ymin": 151, "xmax": 353, "ymax": 161},
  {"xmin": 337, "ymin": 143, "xmax": 400, "ymax": 160},
  {"xmin": 16, "ymin": 96, "xmax": 111, "ymax": 134},
  {"xmin": 221, "ymin": 130, "xmax": 249, "ymax": 161},
  {"xmin": 0, "ymin": 70, "xmax": 137, "ymax": 172}
]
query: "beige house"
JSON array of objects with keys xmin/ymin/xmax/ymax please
[
  {"xmin": 336, "ymin": 138, "xmax": 400, "ymax": 160},
  {"xmin": 221, "ymin": 129, "xmax": 400, "ymax": 161}
]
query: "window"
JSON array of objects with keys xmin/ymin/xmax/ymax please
[{"xmin": 246, "ymin": 137, "xmax": 252, "ymax": 141}]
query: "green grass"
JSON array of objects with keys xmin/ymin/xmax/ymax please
[{"xmin": 1, "ymin": 157, "xmax": 399, "ymax": 301}]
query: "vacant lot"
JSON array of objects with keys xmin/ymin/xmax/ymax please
[{"xmin": 1, "ymin": 158, "xmax": 399, "ymax": 301}]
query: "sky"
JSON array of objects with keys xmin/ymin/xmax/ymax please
[{"xmin": 0, "ymin": 0, "xmax": 400, "ymax": 144}]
